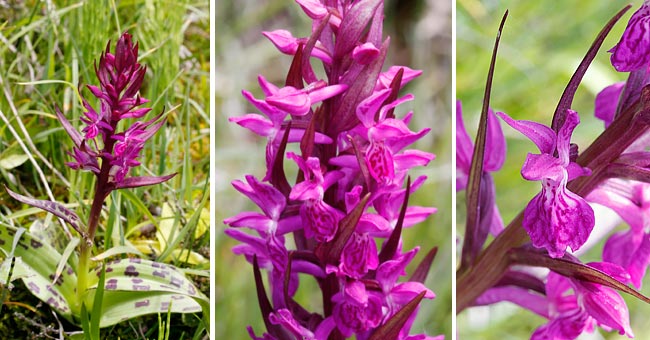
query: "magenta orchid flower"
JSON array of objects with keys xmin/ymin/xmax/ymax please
[
  {"xmin": 531, "ymin": 263, "xmax": 633, "ymax": 339},
  {"xmin": 497, "ymin": 109, "xmax": 594, "ymax": 258},
  {"xmin": 588, "ymin": 180, "xmax": 650, "ymax": 288},
  {"xmin": 609, "ymin": 1, "xmax": 650, "ymax": 72}
]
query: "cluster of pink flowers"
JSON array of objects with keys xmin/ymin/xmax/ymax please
[
  {"xmin": 224, "ymin": 0, "xmax": 441, "ymax": 339},
  {"xmin": 60, "ymin": 32, "xmax": 169, "ymax": 189}
]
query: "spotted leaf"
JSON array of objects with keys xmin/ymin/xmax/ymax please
[
  {"xmin": 91, "ymin": 258, "xmax": 208, "ymax": 302},
  {"xmin": 89, "ymin": 291, "xmax": 203, "ymax": 327},
  {"xmin": 0, "ymin": 225, "xmax": 77, "ymax": 319},
  {"xmin": 6, "ymin": 187, "xmax": 86, "ymax": 238}
]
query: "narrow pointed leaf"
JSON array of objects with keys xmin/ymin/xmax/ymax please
[
  {"xmin": 283, "ymin": 252, "xmax": 293, "ymax": 308},
  {"xmin": 495, "ymin": 270, "xmax": 546, "ymax": 295},
  {"xmin": 300, "ymin": 106, "xmax": 319, "ymax": 159},
  {"xmin": 285, "ymin": 44, "xmax": 304, "ymax": 88},
  {"xmin": 509, "ymin": 247, "xmax": 650, "ymax": 304},
  {"xmin": 460, "ymin": 11, "xmax": 507, "ymax": 272},
  {"xmin": 55, "ymin": 105, "xmax": 82, "ymax": 147},
  {"xmin": 379, "ymin": 176, "xmax": 411, "ymax": 263},
  {"xmin": 283, "ymin": 252, "xmax": 312, "ymax": 321},
  {"xmin": 606, "ymin": 163, "xmax": 650, "ymax": 183},
  {"xmin": 322, "ymin": 193, "xmax": 371, "ymax": 264},
  {"xmin": 551, "ymin": 5, "xmax": 631, "ymax": 132},
  {"xmin": 90, "ymin": 263, "xmax": 106, "ymax": 338},
  {"xmin": 301, "ymin": 14, "xmax": 329, "ymax": 84},
  {"xmin": 114, "ymin": 173, "xmax": 177, "ymax": 189},
  {"xmin": 253, "ymin": 255, "xmax": 286, "ymax": 339},
  {"xmin": 6, "ymin": 187, "xmax": 87, "ymax": 238},
  {"xmin": 409, "ymin": 247, "xmax": 438, "ymax": 283},
  {"xmin": 349, "ymin": 135, "xmax": 372, "ymax": 190},
  {"xmin": 368, "ymin": 291, "xmax": 426, "ymax": 340},
  {"xmin": 271, "ymin": 121, "xmax": 293, "ymax": 197},
  {"xmin": 382, "ymin": 67, "xmax": 404, "ymax": 120},
  {"xmin": 52, "ymin": 237, "xmax": 79, "ymax": 287}
]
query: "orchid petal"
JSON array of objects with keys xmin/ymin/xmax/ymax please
[{"xmin": 497, "ymin": 111, "xmax": 556, "ymax": 154}]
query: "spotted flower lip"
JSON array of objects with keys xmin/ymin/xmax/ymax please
[{"xmin": 497, "ymin": 109, "xmax": 594, "ymax": 258}]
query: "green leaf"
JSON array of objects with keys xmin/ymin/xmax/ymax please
[
  {"xmin": 5, "ymin": 187, "xmax": 87, "ymax": 239},
  {"xmin": 0, "ymin": 153, "xmax": 29, "ymax": 169},
  {"xmin": 94, "ymin": 291, "xmax": 202, "ymax": 327},
  {"xmin": 158, "ymin": 192, "xmax": 209, "ymax": 263},
  {"xmin": 89, "ymin": 258, "xmax": 208, "ymax": 303},
  {"xmin": 156, "ymin": 202, "xmax": 177, "ymax": 252},
  {"xmin": 91, "ymin": 245, "xmax": 144, "ymax": 261},
  {"xmin": 0, "ymin": 225, "xmax": 77, "ymax": 319},
  {"xmin": 90, "ymin": 264, "xmax": 106, "ymax": 339}
]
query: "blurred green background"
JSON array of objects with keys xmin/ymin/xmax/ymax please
[
  {"xmin": 216, "ymin": 0, "xmax": 452, "ymax": 338},
  {"xmin": 457, "ymin": 0, "xmax": 650, "ymax": 338}
]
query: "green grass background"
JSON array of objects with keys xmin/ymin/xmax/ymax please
[
  {"xmin": 0, "ymin": 1, "xmax": 209, "ymax": 338},
  {"xmin": 457, "ymin": 0, "xmax": 650, "ymax": 338},
  {"xmin": 216, "ymin": 0, "xmax": 452, "ymax": 338}
]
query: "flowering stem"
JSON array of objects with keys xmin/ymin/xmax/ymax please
[{"xmin": 76, "ymin": 137, "xmax": 115, "ymax": 311}]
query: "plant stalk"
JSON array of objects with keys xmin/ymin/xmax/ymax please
[{"xmin": 76, "ymin": 136, "xmax": 115, "ymax": 311}]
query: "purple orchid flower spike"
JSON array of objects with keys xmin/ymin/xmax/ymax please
[
  {"xmin": 225, "ymin": 0, "xmax": 442, "ymax": 338},
  {"xmin": 56, "ymin": 32, "xmax": 174, "ymax": 190},
  {"xmin": 497, "ymin": 109, "xmax": 594, "ymax": 258}
]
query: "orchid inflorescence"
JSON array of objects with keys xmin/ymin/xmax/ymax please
[
  {"xmin": 224, "ymin": 0, "xmax": 442, "ymax": 339},
  {"xmin": 62, "ymin": 32, "xmax": 171, "ymax": 192},
  {"xmin": 458, "ymin": 4, "xmax": 650, "ymax": 339}
]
